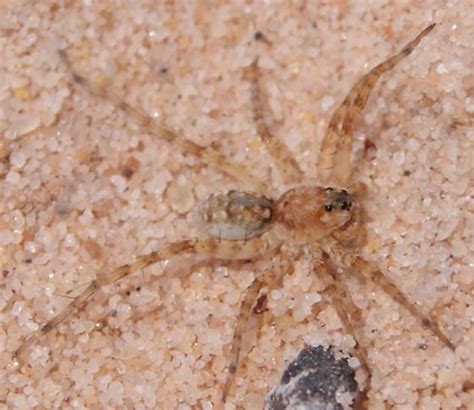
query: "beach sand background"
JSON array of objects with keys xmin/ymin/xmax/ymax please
[{"xmin": 1, "ymin": 1, "xmax": 473, "ymax": 408}]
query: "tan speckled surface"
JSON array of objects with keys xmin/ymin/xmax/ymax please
[{"xmin": 1, "ymin": 1, "xmax": 473, "ymax": 409}]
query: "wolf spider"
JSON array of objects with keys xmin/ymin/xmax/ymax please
[{"xmin": 12, "ymin": 23, "xmax": 454, "ymax": 405}]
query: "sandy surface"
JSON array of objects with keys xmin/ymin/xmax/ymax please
[{"xmin": 1, "ymin": 1, "xmax": 473, "ymax": 409}]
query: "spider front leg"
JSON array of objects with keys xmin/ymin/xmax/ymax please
[
  {"xmin": 304, "ymin": 244, "xmax": 372, "ymax": 408},
  {"xmin": 12, "ymin": 237, "xmax": 271, "ymax": 363},
  {"xmin": 248, "ymin": 58, "xmax": 304, "ymax": 183},
  {"xmin": 318, "ymin": 23, "xmax": 436, "ymax": 186},
  {"xmin": 357, "ymin": 258, "xmax": 455, "ymax": 350},
  {"xmin": 58, "ymin": 50, "xmax": 267, "ymax": 193},
  {"xmin": 323, "ymin": 237, "xmax": 455, "ymax": 351},
  {"xmin": 315, "ymin": 251, "xmax": 370, "ymax": 372}
]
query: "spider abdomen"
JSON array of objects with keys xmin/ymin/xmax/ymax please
[{"xmin": 197, "ymin": 190, "xmax": 274, "ymax": 240}]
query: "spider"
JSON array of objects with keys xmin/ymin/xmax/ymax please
[{"xmin": 11, "ymin": 23, "xmax": 455, "ymax": 406}]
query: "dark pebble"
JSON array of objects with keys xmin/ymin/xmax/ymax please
[{"xmin": 264, "ymin": 345, "xmax": 359, "ymax": 410}]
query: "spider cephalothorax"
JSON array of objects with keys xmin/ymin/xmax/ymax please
[{"xmin": 274, "ymin": 186, "xmax": 355, "ymax": 243}]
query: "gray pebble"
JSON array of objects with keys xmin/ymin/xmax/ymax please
[{"xmin": 264, "ymin": 345, "xmax": 359, "ymax": 410}]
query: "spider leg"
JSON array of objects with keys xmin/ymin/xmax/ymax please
[
  {"xmin": 316, "ymin": 252, "xmax": 371, "ymax": 408},
  {"xmin": 222, "ymin": 264, "xmax": 283, "ymax": 402},
  {"xmin": 317, "ymin": 252, "xmax": 370, "ymax": 370},
  {"xmin": 249, "ymin": 59, "xmax": 304, "ymax": 183},
  {"xmin": 13, "ymin": 237, "xmax": 271, "ymax": 362},
  {"xmin": 318, "ymin": 23, "xmax": 436, "ymax": 186},
  {"xmin": 317, "ymin": 95, "xmax": 349, "ymax": 185},
  {"xmin": 355, "ymin": 258, "xmax": 455, "ymax": 351},
  {"xmin": 323, "ymin": 237, "xmax": 455, "ymax": 351},
  {"xmin": 58, "ymin": 50, "xmax": 267, "ymax": 193}
]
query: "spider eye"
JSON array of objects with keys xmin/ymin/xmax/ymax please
[
  {"xmin": 325, "ymin": 187, "xmax": 334, "ymax": 193},
  {"xmin": 325, "ymin": 204, "xmax": 333, "ymax": 212},
  {"xmin": 341, "ymin": 201, "xmax": 351, "ymax": 210}
]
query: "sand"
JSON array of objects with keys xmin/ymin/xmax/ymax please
[{"xmin": 1, "ymin": 1, "xmax": 472, "ymax": 408}]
